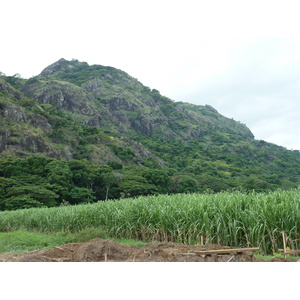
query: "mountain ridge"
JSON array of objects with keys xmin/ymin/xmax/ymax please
[{"xmin": 35, "ymin": 58, "xmax": 254, "ymax": 140}]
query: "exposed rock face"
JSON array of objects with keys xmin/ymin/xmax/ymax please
[
  {"xmin": 204, "ymin": 104, "xmax": 219, "ymax": 113},
  {"xmin": 22, "ymin": 80, "xmax": 97, "ymax": 115},
  {"xmin": 39, "ymin": 58, "xmax": 67, "ymax": 76},
  {"xmin": 3, "ymin": 103, "xmax": 27, "ymax": 122},
  {"xmin": 28, "ymin": 114, "xmax": 52, "ymax": 134},
  {"xmin": 0, "ymin": 58, "xmax": 255, "ymax": 164},
  {"xmin": 0, "ymin": 131, "xmax": 10, "ymax": 152},
  {"xmin": 38, "ymin": 58, "xmax": 87, "ymax": 77},
  {"xmin": 0, "ymin": 128, "xmax": 52, "ymax": 155},
  {"xmin": 20, "ymin": 135, "xmax": 52, "ymax": 153},
  {"xmin": 0, "ymin": 80, "xmax": 22, "ymax": 100},
  {"xmin": 81, "ymin": 78, "xmax": 104, "ymax": 94},
  {"xmin": 34, "ymin": 58, "xmax": 255, "ymax": 141}
]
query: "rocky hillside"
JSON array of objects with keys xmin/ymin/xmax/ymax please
[
  {"xmin": 0, "ymin": 58, "xmax": 254, "ymax": 161},
  {"xmin": 1, "ymin": 58, "xmax": 300, "ymax": 205},
  {"xmin": 27, "ymin": 58, "xmax": 254, "ymax": 141}
]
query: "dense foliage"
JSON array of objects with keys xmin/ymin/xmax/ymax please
[
  {"xmin": 1, "ymin": 189, "xmax": 300, "ymax": 254},
  {"xmin": 1, "ymin": 149, "xmax": 300, "ymax": 211}
]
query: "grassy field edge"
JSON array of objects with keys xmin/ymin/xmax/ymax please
[{"xmin": 0, "ymin": 228, "xmax": 148, "ymax": 253}]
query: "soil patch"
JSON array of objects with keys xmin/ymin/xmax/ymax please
[{"xmin": 0, "ymin": 238, "xmax": 297, "ymax": 262}]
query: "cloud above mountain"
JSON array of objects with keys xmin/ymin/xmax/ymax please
[
  {"xmin": 1, "ymin": 1, "xmax": 300, "ymax": 149},
  {"xmin": 166, "ymin": 38, "xmax": 300, "ymax": 150}
]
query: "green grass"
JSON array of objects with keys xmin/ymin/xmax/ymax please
[
  {"xmin": 254, "ymin": 254, "xmax": 300, "ymax": 261},
  {"xmin": 0, "ymin": 228, "xmax": 105, "ymax": 253},
  {"xmin": 0, "ymin": 228, "xmax": 148, "ymax": 253},
  {"xmin": 1, "ymin": 188, "xmax": 300, "ymax": 255},
  {"xmin": 111, "ymin": 238, "xmax": 148, "ymax": 248}
]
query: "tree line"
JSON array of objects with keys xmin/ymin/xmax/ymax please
[{"xmin": 1, "ymin": 154, "xmax": 282, "ymax": 211}]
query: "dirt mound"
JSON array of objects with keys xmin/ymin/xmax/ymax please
[
  {"xmin": 74, "ymin": 238, "xmax": 140, "ymax": 262},
  {"xmin": 0, "ymin": 238, "xmax": 298, "ymax": 262}
]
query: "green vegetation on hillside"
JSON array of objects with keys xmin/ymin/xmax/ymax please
[
  {"xmin": 1, "ymin": 59, "xmax": 300, "ymax": 211},
  {"xmin": 1, "ymin": 149, "xmax": 300, "ymax": 211}
]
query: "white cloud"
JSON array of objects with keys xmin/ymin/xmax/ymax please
[{"xmin": 1, "ymin": 1, "xmax": 300, "ymax": 149}]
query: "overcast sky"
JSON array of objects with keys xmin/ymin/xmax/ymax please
[{"xmin": 1, "ymin": 0, "xmax": 300, "ymax": 150}]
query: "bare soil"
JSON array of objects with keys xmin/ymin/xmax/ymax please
[{"xmin": 0, "ymin": 238, "xmax": 297, "ymax": 262}]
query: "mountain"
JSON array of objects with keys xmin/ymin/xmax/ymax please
[{"xmin": 1, "ymin": 58, "xmax": 300, "ymax": 210}]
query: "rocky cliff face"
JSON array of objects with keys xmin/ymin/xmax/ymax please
[
  {"xmin": 33, "ymin": 58, "xmax": 254, "ymax": 141},
  {"xmin": 0, "ymin": 80, "xmax": 22, "ymax": 100},
  {"xmin": 0, "ymin": 58, "xmax": 254, "ymax": 164},
  {"xmin": 0, "ymin": 79, "xmax": 56, "ymax": 156},
  {"xmin": 23, "ymin": 80, "xmax": 97, "ymax": 115}
]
